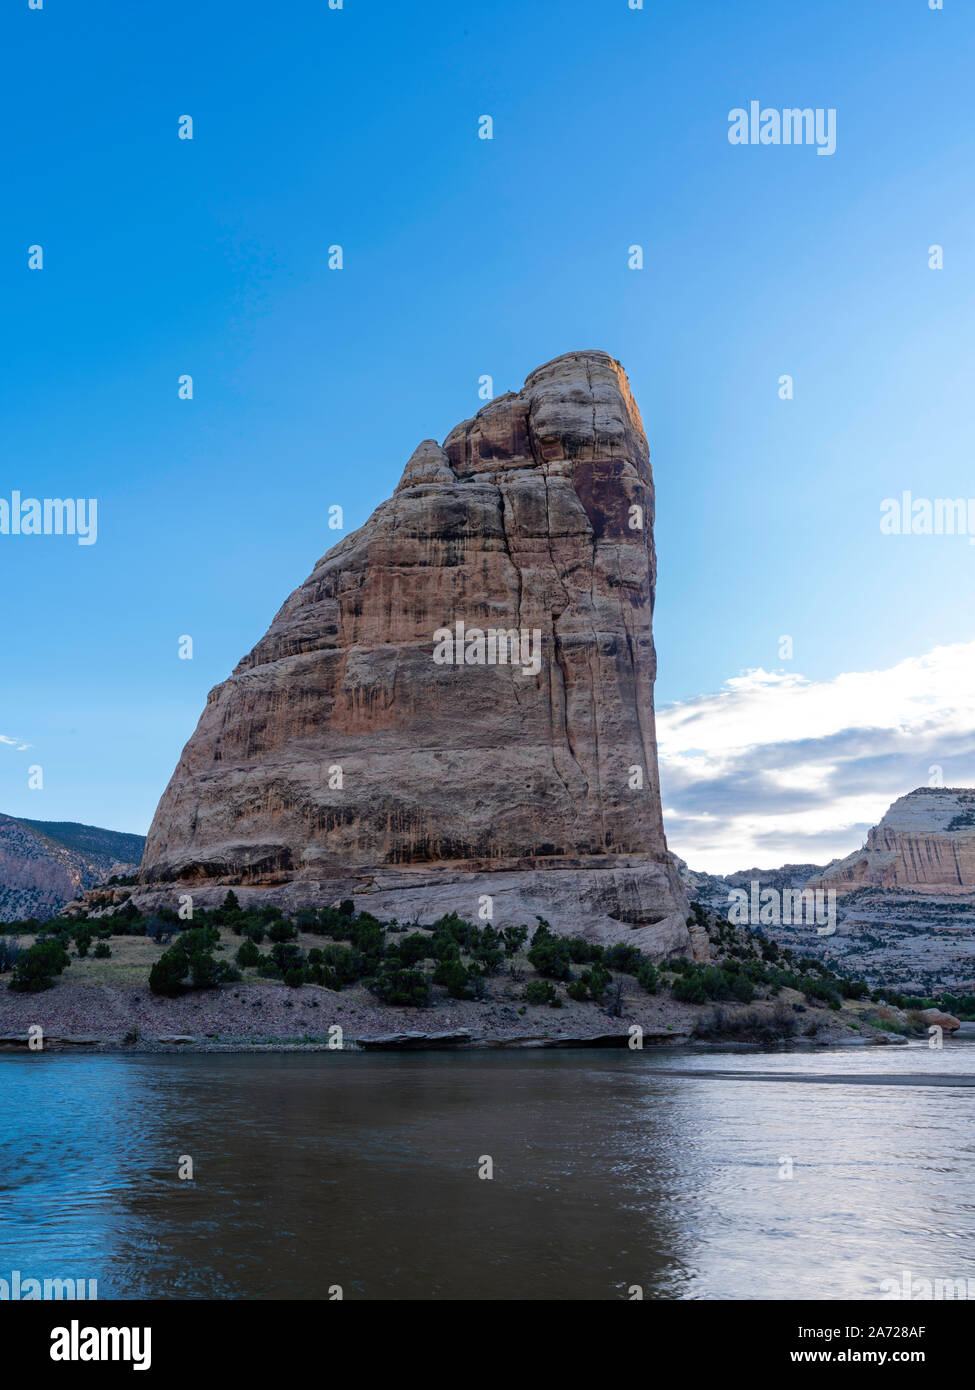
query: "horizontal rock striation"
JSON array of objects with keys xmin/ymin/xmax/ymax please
[{"xmin": 139, "ymin": 350, "xmax": 694, "ymax": 957}]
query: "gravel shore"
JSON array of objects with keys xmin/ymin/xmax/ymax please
[{"xmin": 0, "ymin": 974, "xmax": 892, "ymax": 1052}]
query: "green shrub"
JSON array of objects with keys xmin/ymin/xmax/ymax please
[
  {"xmin": 432, "ymin": 935, "xmax": 461, "ymax": 962},
  {"xmin": 472, "ymin": 925, "xmax": 505, "ymax": 975},
  {"xmin": 214, "ymin": 890, "xmax": 243, "ymax": 926},
  {"xmin": 566, "ymin": 937, "xmax": 598, "ymax": 964},
  {"xmin": 566, "ymin": 964, "xmax": 612, "ymax": 1002},
  {"xmin": 190, "ymin": 951, "xmax": 224, "ymax": 989},
  {"xmin": 841, "ymin": 979, "xmax": 869, "ymax": 1000},
  {"xmin": 501, "ymin": 924, "xmax": 529, "ymax": 956},
  {"xmin": 267, "ymin": 921, "xmax": 298, "ymax": 944},
  {"xmin": 523, "ymin": 979, "xmax": 561, "ymax": 1007},
  {"xmin": 179, "ymin": 925, "xmax": 221, "ymax": 953},
  {"xmin": 729, "ymin": 972, "xmax": 755, "ymax": 1003},
  {"xmin": 700, "ymin": 966, "xmax": 731, "ymax": 1000},
  {"xmin": 636, "ymin": 962, "xmax": 659, "ymax": 994},
  {"xmin": 666, "ymin": 956, "xmax": 695, "ymax": 976},
  {"xmin": 8, "ymin": 939, "xmax": 71, "ymax": 993},
  {"xmin": 527, "ymin": 924, "xmax": 574, "ymax": 981},
  {"xmin": 741, "ymin": 958, "xmax": 771, "ymax": 983},
  {"xmin": 429, "ymin": 912, "xmax": 481, "ymax": 953},
  {"xmin": 236, "ymin": 939, "xmax": 261, "ymax": 968},
  {"xmin": 92, "ymin": 941, "xmax": 112, "ymax": 959},
  {"xmin": 149, "ymin": 948, "xmax": 188, "ymax": 997},
  {"xmin": 672, "ymin": 973, "xmax": 707, "ymax": 1005},
  {"xmin": 397, "ymin": 932, "xmax": 435, "ymax": 967},
  {"xmin": 149, "ymin": 926, "xmax": 239, "ymax": 995},
  {"xmin": 605, "ymin": 943, "xmax": 643, "ymax": 975},
  {"xmin": 801, "ymin": 976, "xmax": 842, "ymax": 1009},
  {"xmin": 269, "ymin": 941, "xmax": 305, "ymax": 976},
  {"xmin": 321, "ymin": 944, "xmax": 358, "ymax": 983},
  {"xmin": 433, "ymin": 959, "xmax": 474, "ymax": 999},
  {"xmin": 348, "ymin": 922, "xmax": 385, "ymax": 965},
  {"xmin": 369, "ymin": 968, "xmax": 431, "ymax": 1008}
]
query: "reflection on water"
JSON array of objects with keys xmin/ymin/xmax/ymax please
[{"xmin": 1, "ymin": 1043, "xmax": 974, "ymax": 1300}]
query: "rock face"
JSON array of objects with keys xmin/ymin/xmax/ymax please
[
  {"xmin": 0, "ymin": 814, "xmax": 143, "ymax": 922},
  {"xmin": 139, "ymin": 351, "xmax": 695, "ymax": 958},
  {"xmin": 672, "ymin": 855, "xmax": 828, "ymax": 911},
  {"xmin": 807, "ymin": 789, "xmax": 975, "ymax": 897},
  {"xmin": 919, "ymin": 1008, "xmax": 961, "ymax": 1034}
]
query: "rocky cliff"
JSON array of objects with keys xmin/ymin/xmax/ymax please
[
  {"xmin": 139, "ymin": 351, "xmax": 696, "ymax": 958},
  {"xmin": 672, "ymin": 855, "xmax": 828, "ymax": 910},
  {"xmin": 807, "ymin": 789, "xmax": 975, "ymax": 896},
  {"xmin": 0, "ymin": 814, "xmax": 143, "ymax": 921}
]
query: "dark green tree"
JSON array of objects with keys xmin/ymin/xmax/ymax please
[
  {"xmin": 8, "ymin": 939, "xmax": 71, "ymax": 993},
  {"xmin": 236, "ymin": 938, "xmax": 261, "ymax": 968}
]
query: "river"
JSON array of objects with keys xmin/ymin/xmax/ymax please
[{"xmin": 2, "ymin": 1041, "xmax": 973, "ymax": 1300}]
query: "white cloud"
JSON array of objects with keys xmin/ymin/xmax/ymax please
[
  {"xmin": 657, "ymin": 639, "xmax": 975, "ymax": 874},
  {"xmin": 0, "ymin": 735, "xmax": 30, "ymax": 751}
]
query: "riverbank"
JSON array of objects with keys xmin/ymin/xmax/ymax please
[
  {"xmin": 0, "ymin": 972, "xmax": 910, "ymax": 1052},
  {"xmin": 0, "ymin": 903, "xmax": 932, "ymax": 1052}
]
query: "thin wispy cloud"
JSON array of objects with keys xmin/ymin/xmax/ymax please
[{"xmin": 657, "ymin": 640, "xmax": 975, "ymax": 874}]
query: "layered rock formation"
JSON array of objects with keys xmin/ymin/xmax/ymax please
[
  {"xmin": 0, "ymin": 814, "xmax": 143, "ymax": 921},
  {"xmin": 139, "ymin": 351, "xmax": 696, "ymax": 957},
  {"xmin": 807, "ymin": 789, "xmax": 975, "ymax": 896}
]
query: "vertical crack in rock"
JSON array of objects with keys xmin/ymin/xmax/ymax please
[
  {"xmin": 495, "ymin": 483, "xmax": 525, "ymax": 730},
  {"xmin": 541, "ymin": 457, "xmax": 591, "ymax": 803}
]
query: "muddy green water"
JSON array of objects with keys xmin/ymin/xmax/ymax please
[{"xmin": 2, "ymin": 1043, "xmax": 973, "ymax": 1299}]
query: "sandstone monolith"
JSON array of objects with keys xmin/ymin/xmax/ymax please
[{"xmin": 139, "ymin": 351, "xmax": 697, "ymax": 957}]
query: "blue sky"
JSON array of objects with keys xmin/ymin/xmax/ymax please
[{"xmin": 2, "ymin": 0, "xmax": 973, "ymax": 869}]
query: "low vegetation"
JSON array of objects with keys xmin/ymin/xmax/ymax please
[
  {"xmin": 0, "ymin": 894, "xmax": 959, "ymax": 1042},
  {"xmin": 7, "ymin": 938, "xmax": 71, "ymax": 993}
]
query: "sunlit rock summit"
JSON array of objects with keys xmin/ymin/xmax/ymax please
[
  {"xmin": 139, "ymin": 351, "xmax": 696, "ymax": 957},
  {"xmin": 808, "ymin": 788, "xmax": 975, "ymax": 896}
]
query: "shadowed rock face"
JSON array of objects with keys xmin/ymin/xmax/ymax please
[{"xmin": 139, "ymin": 350, "xmax": 695, "ymax": 957}]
